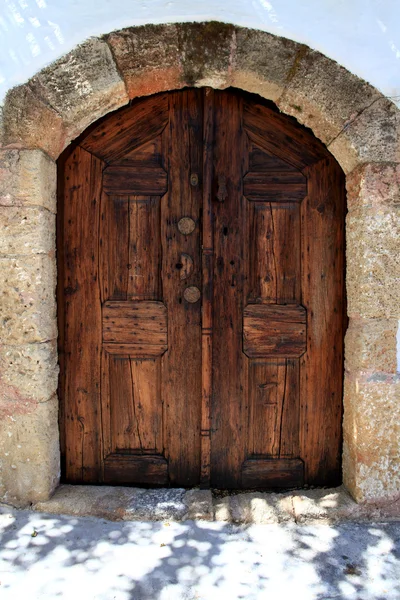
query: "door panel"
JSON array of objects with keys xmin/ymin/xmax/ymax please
[{"xmin": 58, "ymin": 88, "xmax": 345, "ymax": 489}]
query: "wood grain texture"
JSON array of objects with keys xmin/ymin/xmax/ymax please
[
  {"xmin": 127, "ymin": 197, "xmax": 162, "ymax": 300},
  {"xmin": 104, "ymin": 454, "xmax": 168, "ymax": 485},
  {"xmin": 210, "ymin": 90, "xmax": 248, "ymax": 488},
  {"xmin": 103, "ymin": 301, "xmax": 167, "ymax": 345},
  {"xmin": 243, "ymin": 100, "xmax": 328, "ymax": 170},
  {"xmin": 243, "ymin": 304, "xmax": 307, "ymax": 358},
  {"xmin": 248, "ymin": 359, "xmax": 300, "ymax": 458},
  {"xmin": 61, "ymin": 145, "xmax": 103, "ymax": 483},
  {"xmin": 108, "ymin": 357, "xmax": 163, "ymax": 454},
  {"xmin": 59, "ymin": 88, "xmax": 345, "ymax": 490},
  {"xmin": 81, "ymin": 94, "xmax": 169, "ymax": 163},
  {"xmin": 300, "ymin": 156, "xmax": 345, "ymax": 486},
  {"xmin": 247, "ymin": 202, "xmax": 301, "ymax": 304},
  {"xmin": 243, "ymin": 172, "xmax": 307, "ymax": 202},
  {"xmin": 200, "ymin": 88, "xmax": 214, "ymax": 487},
  {"xmin": 103, "ymin": 166, "xmax": 167, "ymax": 195},
  {"xmin": 242, "ymin": 458, "xmax": 304, "ymax": 488},
  {"xmin": 160, "ymin": 89, "xmax": 203, "ymax": 486}
]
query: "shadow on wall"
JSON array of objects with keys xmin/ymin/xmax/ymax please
[{"xmin": 0, "ymin": 506, "xmax": 399, "ymax": 599}]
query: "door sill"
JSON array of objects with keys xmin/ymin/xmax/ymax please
[{"xmin": 28, "ymin": 483, "xmax": 389, "ymax": 524}]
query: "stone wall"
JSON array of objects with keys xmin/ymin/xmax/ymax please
[{"xmin": 0, "ymin": 22, "xmax": 398, "ymax": 507}]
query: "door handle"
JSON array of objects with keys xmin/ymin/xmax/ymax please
[{"xmin": 217, "ymin": 175, "xmax": 228, "ymax": 202}]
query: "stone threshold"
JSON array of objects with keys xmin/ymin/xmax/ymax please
[{"xmin": 19, "ymin": 484, "xmax": 400, "ymax": 524}]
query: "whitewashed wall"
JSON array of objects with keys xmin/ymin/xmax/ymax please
[{"xmin": 0, "ymin": 0, "xmax": 399, "ymax": 105}]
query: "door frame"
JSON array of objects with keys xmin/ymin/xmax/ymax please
[{"xmin": 1, "ymin": 23, "xmax": 398, "ymax": 506}]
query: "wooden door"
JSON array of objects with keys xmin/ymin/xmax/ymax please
[{"xmin": 58, "ymin": 88, "xmax": 345, "ymax": 489}]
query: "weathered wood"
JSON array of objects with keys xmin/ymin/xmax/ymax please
[
  {"xmin": 104, "ymin": 454, "xmax": 168, "ymax": 485},
  {"xmin": 81, "ymin": 94, "xmax": 169, "ymax": 163},
  {"xmin": 248, "ymin": 359, "xmax": 300, "ymax": 458},
  {"xmin": 61, "ymin": 145, "xmax": 103, "ymax": 483},
  {"xmin": 161, "ymin": 89, "xmax": 203, "ymax": 486},
  {"xmin": 99, "ymin": 194, "xmax": 129, "ymax": 301},
  {"xmin": 211, "ymin": 90, "xmax": 248, "ymax": 488},
  {"xmin": 243, "ymin": 304, "xmax": 306, "ymax": 358},
  {"xmin": 242, "ymin": 458, "xmax": 304, "ymax": 488},
  {"xmin": 249, "ymin": 145, "xmax": 301, "ymax": 173},
  {"xmin": 103, "ymin": 343, "xmax": 167, "ymax": 357},
  {"xmin": 107, "ymin": 357, "xmax": 163, "ymax": 454},
  {"xmin": 300, "ymin": 157, "xmax": 345, "ymax": 486},
  {"xmin": 127, "ymin": 197, "xmax": 162, "ymax": 300},
  {"xmin": 59, "ymin": 87, "xmax": 345, "ymax": 490},
  {"xmin": 247, "ymin": 202, "xmax": 301, "ymax": 303},
  {"xmin": 243, "ymin": 172, "xmax": 307, "ymax": 201},
  {"xmin": 200, "ymin": 88, "xmax": 214, "ymax": 487},
  {"xmin": 103, "ymin": 166, "xmax": 167, "ymax": 195},
  {"xmin": 243, "ymin": 100, "xmax": 328, "ymax": 170},
  {"xmin": 102, "ymin": 301, "xmax": 167, "ymax": 345}
]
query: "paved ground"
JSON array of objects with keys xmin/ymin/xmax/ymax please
[{"xmin": 0, "ymin": 506, "xmax": 399, "ymax": 600}]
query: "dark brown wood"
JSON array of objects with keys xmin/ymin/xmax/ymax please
[
  {"xmin": 160, "ymin": 90, "xmax": 203, "ymax": 486},
  {"xmin": 59, "ymin": 88, "xmax": 345, "ymax": 490},
  {"xmin": 200, "ymin": 88, "xmax": 214, "ymax": 487},
  {"xmin": 81, "ymin": 94, "xmax": 169, "ymax": 163},
  {"xmin": 104, "ymin": 454, "xmax": 168, "ymax": 485},
  {"xmin": 243, "ymin": 304, "xmax": 307, "ymax": 358},
  {"xmin": 243, "ymin": 100, "xmax": 328, "ymax": 170},
  {"xmin": 243, "ymin": 172, "xmax": 307, "ymax": 202},
  {"xmin": 210, "ymin": 90, "xmax": 248, "ymax": 488},
  {"xmin": 61, "ymin": 145, "xmax": 104, "ymax": 483},
  {"xmin": 242, "ymin": 458, "xmax": 304, "ymax": 488},
  {"xmin": 103, "ymin": 166, "xmax": 167, "ymax": 195},
  {"xmin": 248, "ymin": 359, "xmax": 300, "ymax": 459},
  {"xmin": 300, "ymin": 157, "xmax": 345, "ymax": 486},
  {"xmin": 102, "ymin": 301, "xmax": 167, "ymax": 346}
]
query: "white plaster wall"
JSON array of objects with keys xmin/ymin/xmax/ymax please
[{"xmin": 0, "ymin": 0, "xmax": 399, "ymax": 105}]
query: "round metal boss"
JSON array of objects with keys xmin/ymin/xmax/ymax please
[
  {"xmin": 178, "ymin": 217, "xmax": 196, "ymax": 235},
  {"xmin": 184, "ymin": 286, "xmax": 201, "ymax": 304}
]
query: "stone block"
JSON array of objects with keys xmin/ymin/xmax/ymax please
[
  {"xmin": 2, "ymin": 84, "xmax": 66, "ymax": 159},
  {"xmin": 0, "ymin": 254, "xmax": 57, "ymax": 343},
  {"xmin": 0, "ymin": 206, "xmax": 55, "ymax": 255},
  {"xmin": 34, "ymin": 485, "xmax": 136, "ymax": 520},
  {"xmin": 124, "ymin": 488, "xmax": 187, "ymax": 521},
  {"xmin": 106, "ymin": 24, "xmax": 183, "ymax": 98},
  {"xmin": 29, "ymin": 38, "xmax": 129, "ymax": 143},
  {"xmin": 345, "ymin": 318, "xmax": 398, "ymax": 373},
  {"xmin": 346, "ymin": 207, "xmax": 400, "ymax": 318},
  {"xmin": 214, "ymin": 492, "xmax": 294, "ymax": 524},
  {"xmin": 176, "ymin": 22, "xmax": 235, "ymax": 88},
  {"xmin": 0, "ymin": 341, "xmax": 58, "ymax": 406},
  {"xmin": 343, "ymin": 378, "xmax": 400, "ymax": 503},
  {"xmin": 346, "ymin": 162, "xmax": 400, "ymax": 212},
  {"xmin": 329, "ymin": 98, "xmax": 400, "ymax": 174},
  {"xmin": 232, "ymin": 29, "xmax": 299, "ymax": 101},
  {"xmin": 183, "ymin": 489, "xmax": 213, "ymax": 520},
  {"xmin": 292, "ymin": 487, "xmax": 363, "ymax": 523},
  {"xmin": 0, "ymin": 106, "xmax": 4, "ymax": 147},
  {"xmin": 0, "ymin": 150, "xmax": 56, "ymax": 212},
  {"xmin": 277, "ymin": 48, "xmax": 382, "ymax": 146},
  {"xmin": 107, "ymin": 22, "xmax": 236, "ymax": 96},
  {"xmin": 0, "ymin": 395, "xmax": 60, "ymax": 507}
]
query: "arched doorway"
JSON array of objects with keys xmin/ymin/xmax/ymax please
[{"xmin": 58, "ymin": 87, "xmax": 346, "ymax": 489}]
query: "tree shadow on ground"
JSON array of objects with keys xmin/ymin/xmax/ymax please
[{"xmin": 0, "ymin": 505, "xmax": 399, "ymax": 599}]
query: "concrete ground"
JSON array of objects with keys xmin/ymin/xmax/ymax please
[{"xmin": 1, "ymin": 503, "xmax": 400, "ymax": 600}]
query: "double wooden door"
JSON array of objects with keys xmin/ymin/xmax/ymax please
[{"xmin": 58, "ymin": 88, "xmax": 345, "ymax": 489}]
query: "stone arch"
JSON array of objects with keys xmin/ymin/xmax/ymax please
[{"xmin": 0, "ymin": 22, "xmax": 399, "ymax": 507}]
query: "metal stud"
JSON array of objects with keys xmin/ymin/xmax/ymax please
[{"xmin": 178, "ymin": 217, "xmax": 196, "ymax": 235}]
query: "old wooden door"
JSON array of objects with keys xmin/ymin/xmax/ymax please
[{"xmin": 58, "ymin": 88, "xmax": 345, "ymax": 489}]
